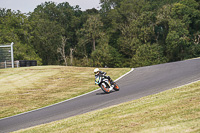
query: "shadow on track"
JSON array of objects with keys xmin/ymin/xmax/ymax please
[{"xmin": 96, "ymin": 90, "xmax": 116, "ymax": 95}]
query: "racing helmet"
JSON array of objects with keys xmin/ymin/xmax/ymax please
[{"xmin": 94, "ymin": 68, "xmax": 99, "ymax": 75}]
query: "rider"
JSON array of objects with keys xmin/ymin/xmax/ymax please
[{"xmin": 94, "ymin": 68, "xmax": 114, "ymax": 87}]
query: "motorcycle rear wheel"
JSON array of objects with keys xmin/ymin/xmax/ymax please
[{"xmin": 100, "ymin": 83, "xmax": 110, "ymax": 94}]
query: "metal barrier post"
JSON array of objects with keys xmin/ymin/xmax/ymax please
[
  {"xmin": 11, "ymin": 42, "xmax": 14, "ymax": 68},
  {"xmin": 5, "ymin": 60, "xmax": 7, "ymax": 68}
]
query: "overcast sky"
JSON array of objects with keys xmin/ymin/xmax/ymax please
[{"xmin": 0, "ymin": 0, "xmax": 101, "ymax": 13}]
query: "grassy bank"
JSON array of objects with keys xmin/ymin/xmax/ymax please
[
  {"xmin": 0, "ymin": 66, "xmax": 130, "ymax": 118},
  {"xmin": 15, "ymin": 81, "xmax": 200, "ymax": 133}
]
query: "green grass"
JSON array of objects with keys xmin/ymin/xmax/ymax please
[
  {"xmin": 14, "ymin": 81, "xmax": 200, "ymax": 133},
  {"xmin": 0, "ymin": 66, "xmax": 130, "ymax": 119}
]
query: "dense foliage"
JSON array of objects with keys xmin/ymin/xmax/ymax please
[{"xmin": 0, "ymin": 0, "xmax": 199, "ymax": 67}]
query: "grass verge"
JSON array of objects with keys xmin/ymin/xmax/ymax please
[
  {"xmin": 0, "ymin": 66, "xmax": 130, "ymax": 119},
  {"xmin": 14, "ymin": 81, "xmax": 200, "ymax": 133}
]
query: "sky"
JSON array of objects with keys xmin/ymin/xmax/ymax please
[{"xmin": 0, "ymin": 0, "xmax": 101, "ymax": 13}]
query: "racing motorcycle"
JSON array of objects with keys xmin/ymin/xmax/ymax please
[{"xmin": 95, "ymin": 75, "xmax": 120, "ymax": 93}]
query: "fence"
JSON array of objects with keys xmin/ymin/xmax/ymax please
[
  {"xmin": 0, "ymin": 43, "xmax": 38, "ymax": 69},
  {"xmin": 0, "ymin": 60, "xmax": 37, "ymax": 69},
  {"xmin": 0, "ymin": 61, "xmax": 20, "ymax": 69},
  {"xmin": 0, "ymin": 42, "xmax": 14, "ymax": 68}
]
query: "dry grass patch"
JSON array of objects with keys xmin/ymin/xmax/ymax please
[{"xmin": 0, "ymin": 66, "xmax": 130, "ymax": 118}]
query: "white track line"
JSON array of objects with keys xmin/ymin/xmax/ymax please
[
  {"xmin": 115, "ymin": 68, "xmax": 134, "ymax": 82},
  {"xmin": 0, "ymin": 68, "xmax": 134, "ymax": 121},
  {"xmin": 175, "ymin": 79, "xmax": 200, "ymax": 89}
]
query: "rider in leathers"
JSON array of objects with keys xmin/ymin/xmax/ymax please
[{"xmin": 94, "ymin": 68, "xmax": 114, "ymax": 86}]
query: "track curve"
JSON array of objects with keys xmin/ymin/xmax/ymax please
[{"xmin": 1, "ymin": 58, "xmax": 200, "ymax": 132}]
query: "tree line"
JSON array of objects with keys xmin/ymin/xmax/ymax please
[{"xmin": 0, "ymin": 0, "xmax": 199, "ymax": 67}]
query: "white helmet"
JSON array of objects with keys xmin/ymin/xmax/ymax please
[{"xmin": 94, "ymin": 68, "xmax": 99, "ymax": 75}]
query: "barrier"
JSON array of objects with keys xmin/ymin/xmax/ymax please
[
  {"xmin": 0, "ymin": 60, "xmax": 37, "ymax": 69},
  {"xmin": 18, "ymin": 60, "xmax": 37, "ymax": 67},
  {"xmin": 0, "ymin": 42, "xmax": 14, "ymax": 68},
  {"xmin": 0, "ymin": 61, "xmax": 19, "ymax": 69}
]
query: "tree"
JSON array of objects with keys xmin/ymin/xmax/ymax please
[
  {"xmin": 166, "ymin": 19, "xmax": 190, "ymax": 61},
  {"xmin": 155, "ymin": 4, "xmax": 172, "ymax": 50},
  {"xmin": 57, "ymin": 36, "xmax": 68, "ymax": 66},
  {"xmin": 30, "ymin": 18, "xmax": 63, "ymax": 65},
  {"xmin": 165, "ymin": 1, "xmax": 200, "ymax": 61},
  {"xmin": 132, "ymin": 43, "xmax": 167, "ymax": 67},
  {"xmin": 1, "ymin": 0, "xmax": 199, "ymax": 68},
  {"xmin": 91, "ymin": 36, "xmax": 122, "ymax": 67},
  {"xmin": 29, "ymin": 1, "xmax": 82, "ymax": 65},
  {"xmin": 0, "ymin": 9, "xmax": 42, "ymax": 64},
  {"xmin": 100, "ymin": 0, "xmax": 123, "ymax": 12},
  {"xmin": 117, "ymin": 11, "xmax": 157, "ymax": 58},
  {"xmin": 77, "ymin": 14, "xmax": 104, "ymax": 52}
]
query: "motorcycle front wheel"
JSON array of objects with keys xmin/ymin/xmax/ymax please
[
  {"xmin": 100, "ymin": 83, "xmax": 110, "ymax": 94},
  {"xmin": 113, "ymin": 82, "xmax": 120, "ymax": 91}
]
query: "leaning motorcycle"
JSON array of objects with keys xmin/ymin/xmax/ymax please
[{"xmin": 95, "ymin": 75, "xmax": 120, "ymax": 93}]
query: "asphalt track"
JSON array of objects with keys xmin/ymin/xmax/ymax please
[{"xmin": 1, "ymin": 58, "xmax": 200, "ymax": 132}]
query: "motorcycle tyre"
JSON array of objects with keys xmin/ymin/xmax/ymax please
[
  {"xmin": 113, "ymin": 82, "xmax": 120, "ymax": 91},
  {"xmin": 100, "ymin": 83, "xmax": 110, "ymax": 94}
]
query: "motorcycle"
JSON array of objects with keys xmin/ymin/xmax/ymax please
[{"xmin": 95, "ymin": 75, "xmax": 120, "ymax": 93}]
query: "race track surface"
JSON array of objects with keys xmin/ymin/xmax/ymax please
[{"xmin": 1, "ymin": 58, "xmax": 200, "ymax": 132}]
